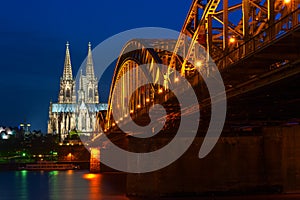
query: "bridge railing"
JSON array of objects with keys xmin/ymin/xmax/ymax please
[{"xmin": 217, "ymin": 7, "xmax": 300, "ymax": 69}]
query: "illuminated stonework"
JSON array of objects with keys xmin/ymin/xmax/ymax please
[{"xmin": 47, "ymin": 42, "xmax": 107, "ymax": 141}]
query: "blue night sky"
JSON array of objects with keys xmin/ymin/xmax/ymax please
[{"xmin": 0, "ymin": 0, "xmax": 191, "ymax": 132}]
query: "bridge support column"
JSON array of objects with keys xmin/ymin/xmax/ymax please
[
  {"xmin": 223, "ymin": 0, "xmax": 228, "ymax": 69},
  {"xmin": 90, "ymin": 147, "xmax": 100, "ymax": 173},
  {"xmin": 268, "ymin": 0, "xmax": 275, "ymax": 39},
  {"xmin": 242, "ymin": 0, "xmax": 250, "ymax": 55},
  {"xmin": 126, "ymin": 126, "xmax": 300, "ymax": 196}
]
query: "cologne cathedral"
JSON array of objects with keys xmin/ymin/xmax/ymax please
[{"xmin": 47, "ymin": 42, "xmax": 107, "ymax": 141}]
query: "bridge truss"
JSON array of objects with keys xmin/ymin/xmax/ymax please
[{"xmin": 94, "ymin": 0, "xmax": 299, "ymax": 140}]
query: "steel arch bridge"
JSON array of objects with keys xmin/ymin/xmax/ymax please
[
  {"xmin": 100, "ymin": 0, "xmax": 299, "ymax": 132},
  {"xmin": 90, "ymin": 0, "xmax": 300, "ymax": 172}
]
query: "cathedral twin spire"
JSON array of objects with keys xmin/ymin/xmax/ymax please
[
  {"xmin": 62, "ymin": 41, "xmax": 96, "ymax": 82},
  {"xmin": 48, "ymin": 41, "xmax": 102, "ymax": 138},
  {"xmin": 86, "ymin": 42, "xmax": 95, "ymax": 80},
  {"xmin": 62, "ymin": 42, "xmax": 73, "ymax": 81},
  {"xmin": 59, "ymin": 41, "xmax": 98, "ymax": 104}
]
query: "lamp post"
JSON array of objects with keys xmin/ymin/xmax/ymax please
[{"xmin": 68, "ymin": 153, "xmax": 72, "ymax": 162}]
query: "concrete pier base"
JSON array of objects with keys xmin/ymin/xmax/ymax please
[{"xmin": 126, "ymin": 125, "xmax": 300, "ymax": 196}]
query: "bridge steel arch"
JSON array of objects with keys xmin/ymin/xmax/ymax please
[{"xmin": 104, "ymin": 39, "xmax": 177, "ymax": 131}]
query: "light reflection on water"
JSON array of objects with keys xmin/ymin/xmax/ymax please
[{"xmin": 0, "ymin": 170, "xmax": 129, "ymax": 200}]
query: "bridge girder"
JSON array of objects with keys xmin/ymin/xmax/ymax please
[
  {"xmin": 95, "ymin": 0, "xmax": 300, "ymax": 136},
  {"xmin": 169, "ymin": 0, "xmax": 299, "ymax": 73}
]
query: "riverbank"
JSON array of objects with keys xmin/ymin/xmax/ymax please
[{"xmin": 0, "ymin": 161, "xmax": 90, "ymax": 170}]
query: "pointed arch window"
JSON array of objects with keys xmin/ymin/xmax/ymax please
[
  {"xmin": 89, "ymin": 88, "xmax": 93, "ymax": 99},
  {"xmin": 66, "ymin": 88, "xmax": 71, "ymax": 98},
  {"xmin": 82, "ymin": 113, "xmax": 86, "ymax": 130}
]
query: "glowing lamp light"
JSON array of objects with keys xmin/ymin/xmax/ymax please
[
  {"xmin": 175, "ymin": 77, "xmax": 179, "ymax": 82},
  {"xmin": 67, "ymin": 170, "xmax": 73, "ymax": 175},
  {"xmin": 158, "ymin": 88, "xmax": 163, "ymax": 94},
  {"xmin": 112, "ymin": 122, "xmax": 116, "ymax": 127},
  {"xmin": 229, "ymin": 37, "xmax": 236, "ymax": 43},
  {"xmin": 284, "ymin": 0, "xmax": 291, "ymax": 3},
  {"xmin": 130, "ymin": 110, "xmax": 134, "ymax": 114},
  {"xmin": 195, "ymin": 60, "xmax": 202, "ymax": 67},
  {"xmin": 137, "ymin": 104, "xmax": 141, "ymax": 109},
  {"xmin": 83, "ymin": 173, "xmax": 99, "ymax": 180}
]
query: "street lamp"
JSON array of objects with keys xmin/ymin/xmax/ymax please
[
  {"xmin": 68, "ymin": 153, "xmax": 72, "ymax": 161},
  {"xmin": 195, "ymin": 60, "xmax": 202, "ymax": 68},
  {"xmin": 229, "ymin": 37, "xmax": 236, "ymax": 44}
]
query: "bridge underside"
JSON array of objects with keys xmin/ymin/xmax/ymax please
[
  {"xmin": 220, "ymin": 25, "xmax": 300, "ymax": 131},
  {"xmin": 225, "ymin": 70, "xmax": 300, "ymax": 130}
]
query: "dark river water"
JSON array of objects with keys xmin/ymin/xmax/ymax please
[
  {"xmin": 0, "ymin": 170, "xmax": 129, "ymax": 200},
  {"xmin": 1, "ymin": 170, "xmax": 300, "ymax": 200}
]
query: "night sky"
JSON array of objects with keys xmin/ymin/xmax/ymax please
[{"xmin": 0, "ymin": 0, "xmax": 190, "ymax": 132}]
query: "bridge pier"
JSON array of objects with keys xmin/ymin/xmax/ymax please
[
  {"xmin": 126, "ymin": 125, "xmax": 300, "ymax": 196},
  {"xmin": 90, "ymin": 147, "xmax": 100, "ymax": 173}
]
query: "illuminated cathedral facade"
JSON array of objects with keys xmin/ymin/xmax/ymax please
[{"xmin": 47, "ymin": 42, "xmax": 107, "ymax": 141}]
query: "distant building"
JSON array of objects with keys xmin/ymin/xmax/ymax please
[
  {"xmin": 47, "ymin": 42, "xmax": 107, "ymax": 141},
  {"xmin": 19, "ymin": 122, "xmax": 31, "ymax": 134},
  {"xmin": 19, "ymin": 122, "xmax": 31, "ymax": 138},
  {"xmin": 0, "ymin": 126, "xmax": 15, "ymax": 140}
]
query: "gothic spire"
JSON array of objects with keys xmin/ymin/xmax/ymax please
[
  {"xmin": 63, "ymin": 41, "xmax": 73, "ymax": 80},
  {"xmin": 86, "ymin": 42, "xmax": 95, "ymax": 79}
]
